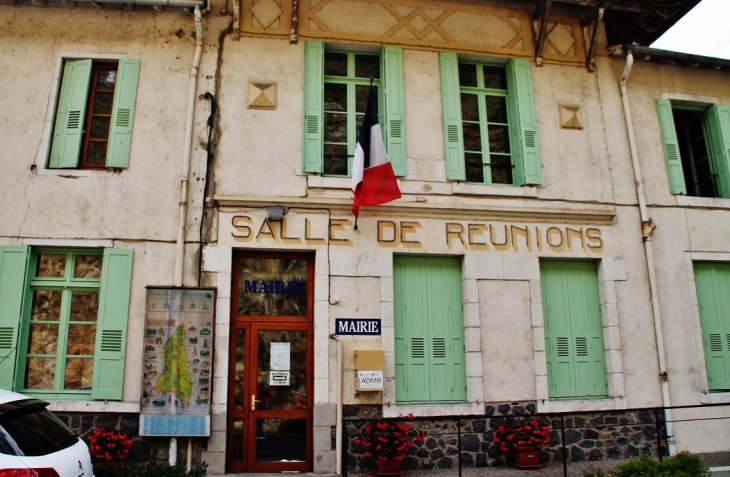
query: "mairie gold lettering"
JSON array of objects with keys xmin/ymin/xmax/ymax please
[
  {"xmin": 231, "ymin": 215, "xmax": 253, "ymax": 242},
  {"xmin": 444, "ymin": 222, "xmax": 604, "ymax": 255},
  {"xmin": 490, "ymin": 225, "xmax": 511, "ymax": 251},
  {"xmin": 256, "ymin": 219, "xmax": 279, "ymax": 243},
  {"xmin": 566, "ymin": 227, "xmax": 585, "ymax": 252},
  {"xmin": 378, "ymin": 221, "xmax": 398, "ymax": 246},
  {"xmin": 446, "ymin": 223, "xmax": 465, "ymax": 249},
  {"xmin": 546, "ymin": 227, "xmax": 565, "ymax": 252},
  {"xmin": 586, "ymin": 228, "xmax": 604, "ymax": 253},
  {"xmin": 329, "ymin": 219, "xmax": 352, "ymax": 246},
  {"xmin": 229, "ymin": 215, "xmax": 605, "ymax": 255},
  {"xmin": 467, "ymin": 224, "xmax": 489, "ymax": 250},
  {"xmin": 305, "ymin": 218, "xmax": 326, "ymax": 244},
  {"xmin": 280, "ymin": 218, "xmax": 302, "ymax": 244},
  {"xmin": 511, "ymin": 225, "xmax": 531, "ymax": 252},
  {"xmin": 400, "ymin": 222, "xmax": 422, "ymax": 249}
]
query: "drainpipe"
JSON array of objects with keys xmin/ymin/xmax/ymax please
[
  {"xmin": 619, "ymin": 48, "xmax": 675, "ymax": 455},
  {"xmin": 170, "ymin": 5, "xmax": 203, "ymax": 466},
  {"xmin": 330, "ymin": 334, "xmax": 343, "ymax": 476}
]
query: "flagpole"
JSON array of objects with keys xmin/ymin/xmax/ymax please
[{"xmin": 353, "ymin": 77, "xmax": 372, "ymax": 234}]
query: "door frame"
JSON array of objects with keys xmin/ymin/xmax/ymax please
[{"xmin": 226, "ymin": 251, "xmax": 315, "ymax": 473}]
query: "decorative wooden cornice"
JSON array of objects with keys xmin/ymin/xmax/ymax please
[{"xmin": 240, "ymin": 0, "xmax": 587, "ymax": 66}]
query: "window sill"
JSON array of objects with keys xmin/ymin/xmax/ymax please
[
  {"xmin": 384, "ymin": 402, "xmax": 483, "ymax": 417},
  {"xmin": 537, "ymin": 396, "xmax": 626, "ymax": 413},
  {"xmin": 35, "ymin": 167, "xmax": 118, "ymax": 178},
  {"xmin": 307, "ymin": 175, "xmax": 353, "ymax": 190},
  {"xmin": 453, "ymin": 183, "xmax": 538, "ymax": 198},
  {"xmin": 676, "ymin": 195, "xmax": 730, "ymax": 209},
  {"xmin": 47, "ymin": 400, "xmax": 141, "ymax": 414},
  {"xmin": 700, "ymin": 392, "xmax": 730, "ymax": 405}
]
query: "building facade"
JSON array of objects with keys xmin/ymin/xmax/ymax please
[{"xmin": 1, "ymin": 0, "xmax": 729, "ymax": 474}]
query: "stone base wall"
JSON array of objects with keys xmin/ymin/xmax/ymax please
[
  {"xmin": 56, "ymin": 412, "xmax": 208, "ymax": 466},
  {"xmin": 346, "ymin": 402, "xmax": 667, "ymax": 472}
]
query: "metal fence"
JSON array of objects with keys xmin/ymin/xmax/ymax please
[{"xmin": 342, "ymin": 402, "xmax": 730, "ymax": 477}]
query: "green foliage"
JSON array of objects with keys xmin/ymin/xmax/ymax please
[
  {"xmin": 94, "ymin": 461, "xmax": 208, "ymax": 477},
  {"xmin": 613, "ymin": 451, "xmax": 708, "ymax": 477},
  {"xmin": 613, "ymin": 453, "xmax": 660, "ymax": 476},
  {"xmin": 658, "ymin": 451, "xmax": 709, "ymax": 477}
]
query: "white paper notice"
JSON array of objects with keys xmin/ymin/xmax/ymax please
[{"xmin": 270, "ymin": 342, "xmax": 291, "ymax": 371}]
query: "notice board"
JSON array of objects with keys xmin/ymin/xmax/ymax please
[{"xmin": 140, "ymin": 287, "xmax": 215, "ymax": 436}]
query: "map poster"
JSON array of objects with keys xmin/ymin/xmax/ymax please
[{"xmin": 140, "ymin": 287, "xmax": 215, "ymax": 437}]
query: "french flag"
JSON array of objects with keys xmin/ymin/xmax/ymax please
[{"xmin": 351, "ymin": 85, "xmax": 401, "ymax": 219}]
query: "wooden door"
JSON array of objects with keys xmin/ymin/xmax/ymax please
[{"xmin": 227, "ymin": 252, "xmax": 314, "ymax": 472}]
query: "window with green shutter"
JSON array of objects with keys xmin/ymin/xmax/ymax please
[
  {"xmin": 0, "ymin": 246, "xmax": 133, "ymax": 400},
  {"xmin": 541, "ymin": 260, "xmax": 607, "ymax": 400},
  {"xmin": 694, "ymin": 262, "xmax": 730, "ymax": 391},
  {"xmin": 302, "ymin": 42, "xmax": 406, "ymax": 177},
  {"xmin": 655, "ymin": 100, "xmax": 730, "ymax": 198},
  {"xmin": 49, "ymin": 59, "xmax": 140, "ymax": 170},
  {"xmin": 393, "ymin": 256, "xmax": 465, "ymax": 403},
  {"xmin": 439, "ymin": 54, "xmax": 542, "ymax": 186}
]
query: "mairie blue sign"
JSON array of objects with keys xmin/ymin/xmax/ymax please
[{"xmin": 336, "ymin": 318, "xmax": 381, "ymax": 335}]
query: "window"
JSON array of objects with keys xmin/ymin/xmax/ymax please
[
  {"xmin": 0, "ymin": 247, "xmax": 133, "ymax": 400},
  {"xmin": 656, "ymin": 100, "xmax": 730, "ymax": 198},
  {"xmin": 439, "ymin": 53, "xmax": 542, "ymax": 186},
  {"xmin": 694, "ymin": 262, "xmax": 730, "ymax": 391},
  {"xmin": 302, "ymin": 41, "xmax": 406, "ymax": 177},
  {"xmin": 540, "ymin": 260, "xmax": 607, "ymax": 399},
  {"xmin": 393, "ymin": 256, "xmax": 465, "ymax": 403},
  {"xmin": 49, "ymin": 59, "xmax": 140, "ymax": 170}
]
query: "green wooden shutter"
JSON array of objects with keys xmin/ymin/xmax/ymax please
[
  {"xmin": 0, "ymin": 246, "xmax": 30, "ymax": 390},
  {"xmin": 542, "ymin": 262, "xmax": 576, "ymax": 398},
  {"xmin": 49, "ymin": 60, "xmax": 92, "ymax": 169},
  {"xmin": 107, "ymin": 59, "xmax": 140, "ymax": 169},
  {"xmin": 506, "ymin": 59, "xmax": 542, "ymax": 186},
  {"xmin": 394, "ymin": 256, "xmax": 429, "ymax": 402},
  {"xmin": 439, "ymin": 52, "xmax": 465, "ymax": 181},
  {"xmin": 92, "ymin": 248, "xmax": 133, "ymax": 400},
  {"xmin": 705, "ymin": 105, "xmax": 730, "ymax": 198},
  {"xmin": 655, "ymin": 99, "xmax": 688, "ymax": 195},
  {"xmin": 426, "ymin": 258, "xmax": 465, "ymax": 402},
  {"xmin": 542, "ymin": 260, "xmax": 607, "ymax": 399},
  {"xmin": 394, "ymin": 256, "xmax": 465, "ymax": 403},
  {"xmin": 381, "ymin": 46, "xmax": 406, "ymax": 177},
  {"xmin": 694, "ymin": 263, "xmax": 730, "ymax": 391},
  {"xmin": 303, "ymin": 41, "xmax": 324, "ymax": 174}
]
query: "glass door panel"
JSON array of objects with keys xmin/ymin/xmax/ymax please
[{"xmin": 227, "ymin": 252, "xmax": 313, "ymax": 473}]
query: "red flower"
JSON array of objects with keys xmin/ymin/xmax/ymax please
[
  {"xmin": 493, "ymin": 417, "xmax": 551, "ymax": 454},
  {"xmin": 86, "ymin": 428, "xmax": 134, "ymax": 461},
  {"xmin": 356, "ymin": 415, "xmax": 425, "ymax": 461}
]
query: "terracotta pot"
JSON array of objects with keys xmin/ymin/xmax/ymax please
[
  {"xmin": 376, "ymin": 458, "xmax": 402, "ymax": 476},
  {"xmin": 513, "ymin": 445, "xmax": 541, "ymax": 469}
]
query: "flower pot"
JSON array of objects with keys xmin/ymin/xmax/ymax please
[
  {"xmin": 513, "ymin": 445, "xmax": 541, "ymax": 469},
  {"xmin": 376, "ymin": 458, "xmax": 402, "ymax": 476}
]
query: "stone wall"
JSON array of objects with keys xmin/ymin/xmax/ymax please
[
  {"xmin": 56, "ymin": 413, "xmax": 208, "ymax": 466},
  {"xmin": 346, "ymin": 402, "xmax": 667, "ymax": 472}
]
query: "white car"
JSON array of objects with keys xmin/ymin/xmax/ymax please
[{"xmin": 0, "ymin": 389, "xmax": 93, "ymax": 477}]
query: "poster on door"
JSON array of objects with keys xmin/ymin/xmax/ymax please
[
  {"xmin": 140, "ymin": 287, "xmax": 216, "ymax": 436},
  {"xmin": 269, "ymin": 342, "xmax": 290, "ymax": 386}
]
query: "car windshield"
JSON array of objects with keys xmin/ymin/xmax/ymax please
[{"xmin": 0, "ymin": 399, "xmax": 78, "ymax": 456}]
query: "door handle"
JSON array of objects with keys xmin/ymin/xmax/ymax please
[{"xmin": 251, "ymin": 394, "xmax": 261, "ymax": 411}]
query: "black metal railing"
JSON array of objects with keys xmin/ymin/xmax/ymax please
[{"xmin": 341, "ymin": 402, "xmax": 730, "ymax": 477}]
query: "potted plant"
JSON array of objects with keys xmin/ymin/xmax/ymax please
[
  {"xmin": 87, "ymin": 427, "xmax": 134, "ymax": 464},
  {"xmin": 493, "ymin": 416, "xmax": 551, "ymax": 469},
  {"xmin": 354, "ymin": 414, "xmax": 426, "ymax": 476}
]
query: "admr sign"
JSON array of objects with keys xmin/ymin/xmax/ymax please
[
  {"xmin": 357, "ymin": 370, "xmax": 384, "ymax": 390},
  {"xmin": 335, "ymin": 318, "xmax": 381, "ymax": 335}
]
